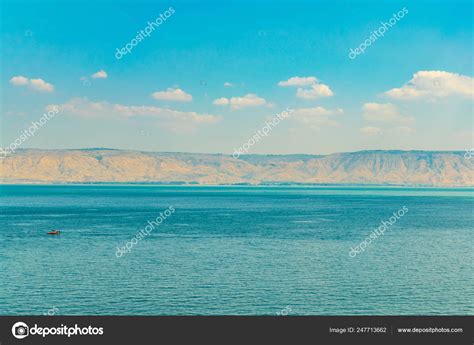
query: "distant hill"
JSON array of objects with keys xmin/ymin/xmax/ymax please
[{"xmin": 0, "ymin": 149, "xmax": 472, "ymax": 186}]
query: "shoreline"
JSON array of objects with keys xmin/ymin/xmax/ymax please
[{"xmin": 1, "ymin": 183, "xmax": 473, "ymax": 189}]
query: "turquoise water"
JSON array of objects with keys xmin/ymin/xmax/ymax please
[{"xmin": 0, "ymin": 185, "xmax": 473, "ymax": 315}]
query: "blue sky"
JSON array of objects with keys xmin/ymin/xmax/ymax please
[{"xmin": 1, "ymin": 0, "xmax": 472, "ymax": 154}]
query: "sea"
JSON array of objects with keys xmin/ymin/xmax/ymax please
[{"xmin": 0, "ymin": 185, "xmax": 472, "ymax": 315}]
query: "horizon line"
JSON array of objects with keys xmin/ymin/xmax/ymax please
[{"xmin": 10, "ymin": 147, "xmax": 468, "ymax": 156}]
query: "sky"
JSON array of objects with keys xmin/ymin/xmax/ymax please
[{"xmin": 1, "ymin": 0, "xmax": 473, "ymax": 155}]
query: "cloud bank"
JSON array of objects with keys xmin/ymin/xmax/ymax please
[
  {"xmin": 10, "ymin": 76, "xmax": 54, "ymax": 92},
  {"xmin": 47, "ymin": 98, "xmax": 220, "ymax": 130},
  {"xmin": 385, "ymin": 70, "xmax": 473, "ymax": 100},
  {"xmin": 152, "ymin": 88, "xmax": 193, "ymax": 102},
  {"xmin": 212, "ymin": 93, "xmax": 268, "ymax": 109},
  {"xmin": 278, "ymin": 75, "xmax": 334, "ymax": 99}
]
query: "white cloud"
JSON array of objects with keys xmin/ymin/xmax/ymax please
[
  {"xmin": 296, "ymin": 84, "xmax": 334, "ymax": 99},
  {"xmin": 30, "ymin": 79, "xmax": 54, "ymax": 92},
  {"xmin": 278, "ymin": 76, "xmax": 334, "ymax": 99},
  {"xmin": 47, "ymin": 98, "xmax": 220, "ymax": 130},
  {"xmin": 10, "ymin": 76, "xmax": 54, "ymax": 92},
  {"xmin": 228, "ymin": 94, "xmax": 267, "ymax": 109},
  {"xmin": 385, "ymin": 70, "xmax": 474, "ymax": 100},
  {"xmin": 9, "ymin": 76, "xmax": 29, "ymax": 86},
  {"xmin": 223, "ymin": 82, "xmax": 233, "ymax": 87},
  {"xmin": 212, "ymin": 93, "xmax": 268, "ymax": 110},
  {"xmin": 290, "ymin": 106, "xmax": 343, "ymax": 129},
  {"xmin": 91, "ymin": 70, "xmax": 107, "ymax": 79},
  {"xmin": 212, "ymin": 97, "xmax": 229, "ymax": 106},
  {"xmin": 278, "ymin": 76, "xmax": 318, "ymax": 87},
  {"xmin": 362, "ymin": 102, "xmax": 414, "ymax": 124},
  {"xmin": 152, "ymin": 88, "xmax": 193, "ymax": 102},
  {"xmin": 360, "ymin": 126, "xmax": 383, "ymax": 135}
]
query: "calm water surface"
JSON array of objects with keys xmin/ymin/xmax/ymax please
[{"xmin": 0, "ymin": 185, "xmax": 472, "ymax": 315}]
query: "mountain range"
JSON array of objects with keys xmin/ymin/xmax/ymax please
[{"xmin": 0, "ymin": 149, "xmax": 472, "ymax": 186}]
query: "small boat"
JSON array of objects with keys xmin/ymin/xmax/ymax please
[{"xmin": 47, "ymin": 230, "xmax": 61, "ymax": 235}]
